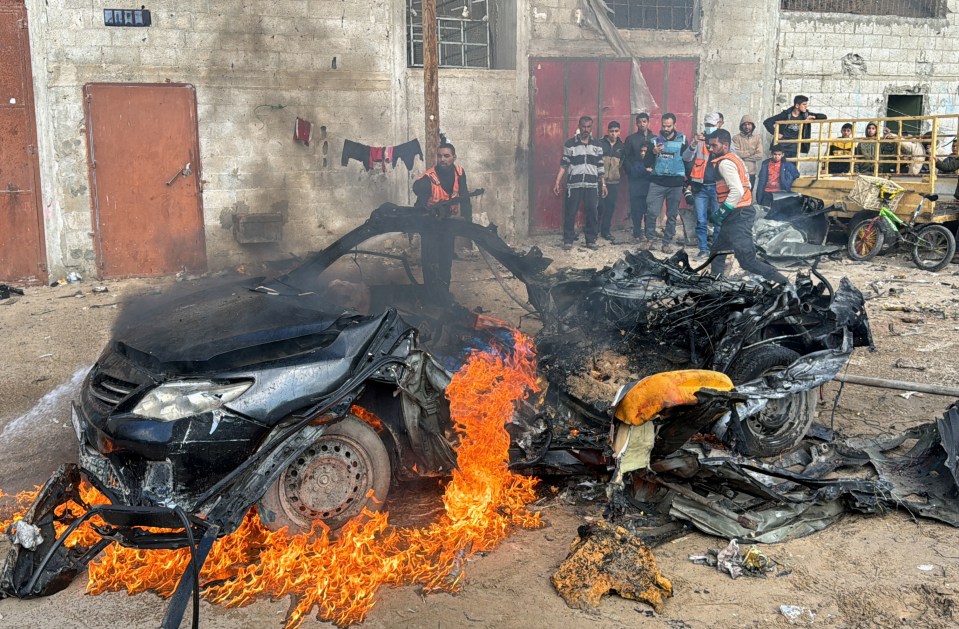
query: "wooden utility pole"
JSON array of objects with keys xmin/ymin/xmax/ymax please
[{"xmin": 422, "ymin": 0, "xmax": 439, "ymax": 168}]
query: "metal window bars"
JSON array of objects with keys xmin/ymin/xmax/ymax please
[
  {"xmin": 606, "ymin": 0, "xmax": 697, "ymax": 30},
  {"xmin": 780, "ymin": 0, "xmax": 941, "ymax": 19},
  {"xmin": 407, "ymin": 0, "xmax": 492, "ymax": 69}
]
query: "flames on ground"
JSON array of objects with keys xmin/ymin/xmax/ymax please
[{"xmin": 0, "ymin": 332, "xmax": 542, "ymax": 628}]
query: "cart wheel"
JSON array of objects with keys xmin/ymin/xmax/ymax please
[
  {"xmin": 847, "ymin": 216, "xmax": 885, "ymax": 260},
  {"xmin": 911, "ymin": 224, "xmax": 956, "ymax": 272}
]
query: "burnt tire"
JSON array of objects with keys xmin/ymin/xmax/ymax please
[
  {"xmin": 846, "ymin": 216, "xmax": 884, "ymax": 261},
  {"xmin": 911, "ymin": 224, "xmax": 956, "ymax": 272},
  {"xmin": 725, "ymin": 345, "xmax": 815, "ymax": 458},
  {"xmin": 257, "ymin": 416, "xmax": 391, "ymax": 534}
]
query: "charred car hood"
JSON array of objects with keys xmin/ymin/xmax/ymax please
[{"xmin": 112, "ymin": 279, "xmax": 348, "ymax": 372}]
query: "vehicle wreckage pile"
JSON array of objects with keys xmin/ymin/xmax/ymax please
[{"xmin": 2, "ymin": 205, "xmax": 958, "ymax": 625}]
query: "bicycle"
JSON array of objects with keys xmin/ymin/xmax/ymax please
[{"xmin": 846, "ymin": 189, "xmax": 956, "ymax": 272}]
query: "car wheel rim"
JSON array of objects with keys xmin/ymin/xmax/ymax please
[{"xmin": 280, "ymin": 433, "xmax": 374, "ymax": 525}]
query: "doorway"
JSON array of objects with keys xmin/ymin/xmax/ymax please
[
  {"xmin": 0, "ymin": 2, "xmax": 47, "ymax": 284},
  {"xmin": 529, "ymin": 58, "xmax": 698, "ymax": 234},
  {"xmin": 886, "ymin": 94, "xmax": 923, "ymax": 136},
  {"xmin": 84, "ymin": 83, "xmax": 206, "ymax": 278}
]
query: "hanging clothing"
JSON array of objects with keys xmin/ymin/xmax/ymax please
[
  {"xmin": 391, "ymin": 139, "xmax": 424, "ymax": 170},
  {"xmin": 342, "ymin": 138, "xmax": 423, "ymax": 171}
]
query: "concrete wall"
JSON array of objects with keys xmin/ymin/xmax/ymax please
[
  {"xmin": 28, "ymin": 0, "xmax": 405, "ymax": 276},
  {"xmin": 526, "ymin": 0, "xmax": 777, "ymax": 139},
  {"xmin": 24, "ymin": 0, "xmax": 959, "ymax": 278},
  {"xmin": 775, "ymin": 2, "xmax": 959, "ymax": 127}
]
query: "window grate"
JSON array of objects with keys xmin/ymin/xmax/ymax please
[
  {"xmin": 780, "ymin": 0, "xmax": 941, "ymax": 18},
  {"xmin": 407, "ymin": 0, "xmax": 492, "ymax": 69},
  {"xmin": 606, "ymin": 0, "xmax": 696, "ymax": 31}
]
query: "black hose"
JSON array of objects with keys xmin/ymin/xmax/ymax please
[{"xmin": 174, "ymin": 507, "xmax": 201, "ymax": 629}]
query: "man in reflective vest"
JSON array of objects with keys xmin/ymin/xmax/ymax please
[
  {"xmin": 413, "ymin": 142, "xmax": 472, "ymax": 220},
  {"xmin": 706, "ymin": 129, "xmax": 788, "ymax": 285},
  {"xmin": 683, "ymin": 111, "xmax": 723, "ymax": 259},
  {"xmin": 412, "ymin": 141, "xmax": 473, "ymax": 299}
]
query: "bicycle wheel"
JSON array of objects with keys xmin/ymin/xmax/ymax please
[
  {"xmin": 911, "ymin": 224, "xmax": 956, "ymax": 272},
  {"xmin": 847, "ymin": 217, "xmax": 885, "ymax": 260}
]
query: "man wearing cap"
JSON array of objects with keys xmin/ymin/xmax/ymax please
[
  {"xmin": 707, "ymin": 129, "xmax": 788, "ymax": 285},
  {"xmin": 682, "ymin": 112, "xmax": 723, "ymax": 259}
]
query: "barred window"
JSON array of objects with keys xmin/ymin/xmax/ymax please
[
  {"xmin": 780, "ymin": 0, "xmax": 942, "ymax": 18},
  {"xmin": 407, "ymin": 0, "xmax": 492, "ymax": 69},
  {"xmin": 606, "ymin": 0, "xmax": 698, "ymax": 31}
]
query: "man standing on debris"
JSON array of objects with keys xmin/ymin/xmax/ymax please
[
  {"xmin": 413, "ymin": 141, "xmax": 473, "ymax": 221},
  {"xmin": 599, "ymin": 121, "xmax": 626, "ymax": 243},
  {"xmin": 623, "ymin": 113, "xmax": 656, "ymax": 242},
  {"xmin": 732, "ymin": 115, "xmax": 763, "ymax": 186},
  {"xmin": 706, "ymin": 129, "xmax": 789, "ymax": 285},
  {"xmin": 644, "ymin": 113, "xmax": 688, "ymax": 254},
  {"xmin": 683, "ymin": 112, "xmax": 724, "ymax": 260},
  {"xmin": 413, "ymin": 141, "xmax": 473, "ymax": 295},
  {"xmin": 554, "ymin": 116, "xmax": 606, "ymax": 251},
  {"xmin": 755, "ymin": 145, "xmax": 800, "ymax": 207},
  {"xmin": 763, "ymin": 95, "xmax": 827, "ymax": 159}
]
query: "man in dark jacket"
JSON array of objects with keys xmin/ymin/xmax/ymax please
[
  {"xmin": 763, "ymin": 95, "xmax": 827, "ymax": 159},
  {"xmin": 755, "ymin": 145, "xmax": 800, "ymax": 207},
  {"xmin": 599, "ymin": 120, "xmax": 626, "ymax": 243},
  {"xmin": 623, "ymin": 113, "xmax": 656, "ymax": 241}
]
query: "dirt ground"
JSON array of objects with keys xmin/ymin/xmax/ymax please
[{"xmin": 2, "ymin": 229, "xmax": 959, "ymax": 629}]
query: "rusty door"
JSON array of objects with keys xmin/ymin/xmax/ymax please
[
  {"xmin": 0, "ymin": 1, "xmax": 47, "ymax": 284},
  {"xmin": 85, "ymin": 83, "xmax": 206, "ymax": 278},
  {"xmin": 530, "ymin": 58, "xmax": 698, "ymax": 234}
]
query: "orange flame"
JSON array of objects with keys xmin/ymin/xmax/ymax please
[
  {"xmin": 2, "ymin": 331, "xmax": 542, "ymax": 628},
  {"xmin": 349, "ymin": 405, "xmax": 384, "ymax": 433}
]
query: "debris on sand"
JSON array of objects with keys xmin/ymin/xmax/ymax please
[{"xmin": 551, "ymin": 521, "xmax": 673, "ymax": 612}]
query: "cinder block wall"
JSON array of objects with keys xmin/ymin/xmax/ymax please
[
  {"xmin": 775, "ymin": 3, "xmax": 959, "ymax": 129},
  {"xmin": 27, "ymin": 0, "xmax": 959, "ymax": 277},
  {"xmin": 28, "ymin": 0, "xmax": 414, "ymax": 275}
]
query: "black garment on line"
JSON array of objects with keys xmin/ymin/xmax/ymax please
[
  {"xmin": 342, "ymin": 138, "xmax": 423, "ymax": 171},
  {"xmin": 391, "ymin": 139, "xmax": 423, "ymax": 170},
  {"xmin": 342, "ymin": 139, "xmax": 370, "ymax": 168}
]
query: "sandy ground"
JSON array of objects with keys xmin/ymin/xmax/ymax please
[{"xmin": 2, "ymin": 229, "xmax": 959, "ymax": 628}]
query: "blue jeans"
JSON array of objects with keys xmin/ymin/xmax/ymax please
[{"xmin": 693, "ymin": 184, "xmax": 717, "ymax": 253}]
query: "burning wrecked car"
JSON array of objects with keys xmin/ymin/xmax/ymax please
[{"xmin": 0, "ymin": 203, "xmax": 872, "ymax": 624}]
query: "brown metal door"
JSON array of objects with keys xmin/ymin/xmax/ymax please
[
  {"xmin": 85, "ymin": 83, "xmax": 206, "ymax": 278},
  {"xmin": 0, "ymin": 2, "xmax": 47, "ymax": 284}
]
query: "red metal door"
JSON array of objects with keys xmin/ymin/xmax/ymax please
[
  {"xmin": 85, "ymin": 83, "xmax": 206, "ymax": 278},
  {"xmin": 530, "ymin": 58, "xmax": 698, "ymax": 234},
  {"xmin": 0, "ymin": 2, "xmax": 47, "ymax": 284}
]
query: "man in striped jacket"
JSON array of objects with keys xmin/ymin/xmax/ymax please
[{"xmin": 553, "ymin": 115, "xmax": 606, "ymax": 250}]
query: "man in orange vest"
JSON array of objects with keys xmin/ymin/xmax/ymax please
[
  {"xmin": 706, "ymin": 129, "xmax": 788, "ymax": 284},
  {"xmin": 412, "ymin": 141, "xmax": 473, "ymax": 297},
  {"xmin": 413, "ymin": 141, "xmax": 472, "ymax": 220}
]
